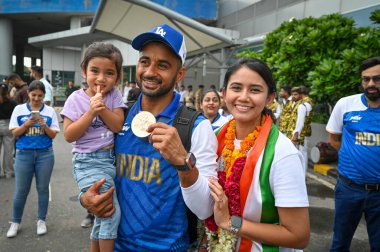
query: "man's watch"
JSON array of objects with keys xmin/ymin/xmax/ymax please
[
  {"xmin": 230, "ymin": 216, "xmax": 243, "ymax": 234},
  {"xmin": 174, "ymin": 152, "xmax": 196, "ymax": 171}
]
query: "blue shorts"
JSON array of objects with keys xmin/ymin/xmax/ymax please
[{"xmin": 73, "ymin": 149, "xmax": 121, "ymax": 240}]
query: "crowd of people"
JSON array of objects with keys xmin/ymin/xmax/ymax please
[
  {"xmin": 0, "ymin": 68, "xmax": 87, "ymax": 237},
  {"xmin": 0, "ymin": 23, "xmax": 379, "ymax": 252}
]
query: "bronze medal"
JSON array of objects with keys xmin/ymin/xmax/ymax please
[{"xmin": 131, "ymin": 111, "xmax": 156, "ymax": 138}]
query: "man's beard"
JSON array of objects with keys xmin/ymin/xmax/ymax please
[
  {"xmin": 364, "ymin": 87, "xmax": 380, "ymax": 102},
  {"xmin": 137, "ymin": 75, "xmax": 177, "ymax": 98}
]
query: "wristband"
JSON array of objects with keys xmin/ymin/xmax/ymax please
[
  {"xmin": 199, "ymin": 243, "xmax": 208, "ymax": 249},
  {"xmin": 230, "ymin": 215, "xmax": 243, "ymax": 234},
  {"xmin": 173, "ymin": 152, "xmax": 196, "ymax": 171}
]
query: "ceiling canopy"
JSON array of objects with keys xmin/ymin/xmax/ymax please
[{"xmin": 91, "ymin": 0, "xmax": 242, "ymax": 57}]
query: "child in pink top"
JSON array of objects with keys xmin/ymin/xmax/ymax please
[{"xmin": 61, "ymin": 42, "xmax": 126, "ymax": 252}]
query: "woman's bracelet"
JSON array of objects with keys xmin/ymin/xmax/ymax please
[{"xmin": 199, "ymin": 243, "xmax": 208, "ymax": 249}]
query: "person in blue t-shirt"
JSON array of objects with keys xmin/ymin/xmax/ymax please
[
  {"xmin": 326, "ymin": 56, "xmax": 380, "ymax": 251},
  {"xmin": 79, "ymin": 24, "xmax": 218, "ymax": 251},
  {"xmin": 6, "ymin": 80, "xmax": 60, "ymax": 238}
]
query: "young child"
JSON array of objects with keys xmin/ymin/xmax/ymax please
[{"xmin": 61, "ymin": 42, "xmax": 125, "ymax": 252}]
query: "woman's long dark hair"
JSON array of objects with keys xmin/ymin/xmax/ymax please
[{"xmin": 223, "ymin": 57, "xmax": 276, "ymax": 120}]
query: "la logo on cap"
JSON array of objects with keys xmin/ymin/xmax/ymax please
[{"xmin": 154, "ymin": 27, "xmax": 166, "ymax": 37}]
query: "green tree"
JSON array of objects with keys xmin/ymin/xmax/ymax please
[
  {"xmin": 237, "ymin": 13, "xmax": 380, "ymax": 108},
  {"xmin": 370, "ymin": 9, "xmax": 380, "ymax": 24}
]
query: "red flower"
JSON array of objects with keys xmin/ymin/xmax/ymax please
[
  {"xmin": 205, "ymin": 157, "xmax": 248, "ymax": 231},
  {"xmin": 218, "ymin": 171, "xmax": 226, "ymax": 189},
  {"xmin": 226, "ymin": 157, "xmax": 246, "ymax": 217},
  {"xmin": 205, "ymin": 215, "xmax": 218, "ymax": 232},
  {"xmin": 205, "ymin": 117, "xmax": 264, "ymax": 235}
]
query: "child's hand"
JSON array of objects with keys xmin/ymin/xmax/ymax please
[{"xmin": 89, "ymin": 85, "xmax": 106, "ymax": 115}]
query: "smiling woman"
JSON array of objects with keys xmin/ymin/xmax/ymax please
[
  {"xmin": 200, "ymin": 89, "xmax": 229, "ymax": 130},
  {"xmin": 7, "ymin": 80, "xmax": 60, "ymax": 238},
  {"xmin": 203, "ymin": 58, "xmax": 310, "ymax": 251}
]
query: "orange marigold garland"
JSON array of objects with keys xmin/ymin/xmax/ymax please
[
  {"xmin": 222, "ymin": 118, "xmax": 263, "ymax": 178},
  {"xmin": 205, "ymin": 116, "xmax": 264, "ymax": 251}
]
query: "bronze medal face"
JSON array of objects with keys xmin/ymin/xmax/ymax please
[{"xmin": 131, "ymin": 111, "xmax": 156, "ymax": 138}]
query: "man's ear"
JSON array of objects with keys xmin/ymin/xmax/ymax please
[{"xmin": 176, "ymin": 67, "xmax": 186, "ymax": 84}]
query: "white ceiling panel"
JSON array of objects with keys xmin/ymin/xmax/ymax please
[{"xmin": 91, "ymin": 0, "xmax": 241, "ymax": 56}]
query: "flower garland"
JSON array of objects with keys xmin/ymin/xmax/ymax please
[
  {"xmin": 205, "ymin": 118, "xmax": 263, "ymax": 251},
  {"xmin": 222, "ymin": 120, "xmax": 262, "ymax": 179}
]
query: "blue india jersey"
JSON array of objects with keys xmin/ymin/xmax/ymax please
[
  {"xmin": 9, "ymin": 103, "xmax": 60, "ymax": 149},
  {"xmin": 114, "ymin": 93, "xmax": 204, "ymax": 251},
  {"xmin": 326, "ymin": 94, "xmax": 380, "ymax": 184}
]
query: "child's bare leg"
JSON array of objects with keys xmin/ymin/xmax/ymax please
[
  {"xmin": 99, "ymin": 239, "xmax": 115, "ymax": 252},
  {"xmin": 90, "ymin": 240, "xmax": 100, "ymax": 252}
]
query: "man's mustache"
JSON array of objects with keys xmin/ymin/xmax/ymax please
[{"xmin": 141, "ymin": 76, "xmax": 162, "ymax": 84}]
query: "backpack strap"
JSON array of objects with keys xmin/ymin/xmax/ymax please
[
  {"xmin": 172, "ymin": 105, "xmax": 201, "ymax": 152},
  {"xmin": 172, "ymin": 105, "xmax": 201, "ymax": 245}
]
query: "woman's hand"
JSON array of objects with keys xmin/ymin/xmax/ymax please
[
  {"xmin": 22, "ymin": 116, "xmax": 37, "ymax": 130},
  {"xmin": 37, "ymin": 117, "xmax": 46, "ymax": 127},
  {"xmin": 208, "ymin": 177, "xmax": 231, "ymax": 230},
  {"xmin": 25, "ymin": 116, "xmax": 38, "ymax": 127},
  {"xmin": 12, "ymin": 116, "xmax": 37, "ymax": 137}
]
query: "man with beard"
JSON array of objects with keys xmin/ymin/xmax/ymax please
[
  {"xmin": 326, "ymin": 56, "xmax": 380, "ymax": 251},
  {"xmin": 79, "ymin": 24, "xmax": 218, "ymax": 251},
  {"xmin": 287, "ymin": 86, "xmax": 312, "ymax": 174},
  {"xmin": 7, "ymin": 73, "xmax": 28, "ymax": 104}
]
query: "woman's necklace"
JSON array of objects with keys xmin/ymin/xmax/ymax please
[{"xmin": 222, "ymin": 117, "xmax": 264, "ymax": 179}]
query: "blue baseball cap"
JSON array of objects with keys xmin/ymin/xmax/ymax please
[{"xmin": 132, "ymin": 24, "xmax": 187, "ymax": 65}]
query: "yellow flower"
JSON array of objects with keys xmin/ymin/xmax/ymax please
[
  {"xmin": 207, "ymin": 116, "xmax": 266, "ymax": 251},
  {"xmin": 221, "ymin": 117, "xmax": 264, "ymax": 179}
]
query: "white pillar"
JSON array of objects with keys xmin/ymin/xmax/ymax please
[
  {"xmin": 70, "ymin": 16, "xmax": 81, "ymax": 29},
  {"xmin": 0, "ymin": 18, "xmax": 13, "ymax": 76},
  {"xmin": 219, "ymin": 48, "xmax": 227, "ymax": 90}
]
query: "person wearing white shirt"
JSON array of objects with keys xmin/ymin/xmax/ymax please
[
  {"xmin": 179, "ymin": 85, "xmax": 185, "ymax": 105},
  {"xmin": 30, "ymin": 66, "xmax": 53, "ymax": 106}
]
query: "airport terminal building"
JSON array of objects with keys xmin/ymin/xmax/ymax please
[{"xmin": 0, "ymin": 0, "xmax": 378, "ymax": 104}]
